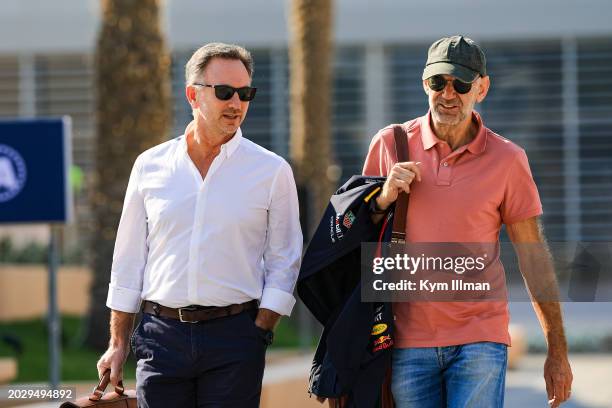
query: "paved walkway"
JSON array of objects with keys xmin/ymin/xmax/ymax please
[
  {"xmin": 2, "ymin": 353, "xmax": 611, "ymax": 407},
  {"xmin": 506, "ymin": 354, "xmax": 612, "ymax": 408}
]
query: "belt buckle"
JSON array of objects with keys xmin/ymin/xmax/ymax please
[{"xmin": 178, "ymin": 306, "xmax": 199, "ymax": 323}]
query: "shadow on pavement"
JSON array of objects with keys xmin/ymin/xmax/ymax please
[{"xmin": 506, "ymin": 386, "xmax": 600, "ymax": 408}]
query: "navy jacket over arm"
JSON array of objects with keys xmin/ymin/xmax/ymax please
[{"xmin": 298, "ymin": 175, "xmax": 395, "ymax": 408}]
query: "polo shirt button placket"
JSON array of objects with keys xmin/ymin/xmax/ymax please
[{"xmin": 437, "ymin": 161, "xmax": 452, "ymax": 186}]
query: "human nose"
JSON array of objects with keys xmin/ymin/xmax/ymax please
[
  {"xmin": 441, "ymin": 80, "xmax": 457, "ymax": 98},
  {"xmin": 227, "ymin": 91, "xmax": 242, "ymax": 108}
]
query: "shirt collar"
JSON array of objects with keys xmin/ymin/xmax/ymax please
[
  {"xmin": 223, "ymin": 127, "xmax": 242, "ymax": 158},
  {"xmin": 420, "ymin": 110, "xmax": 487, "ymax": 155},
  {"xmin": 181, "ymin": 121, "xmax": 243, "ymax": 159}
]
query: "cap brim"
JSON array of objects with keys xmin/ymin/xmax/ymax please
[{"xmin": 422, "ymin": 62, "xmax": 479, "ymax": 83}]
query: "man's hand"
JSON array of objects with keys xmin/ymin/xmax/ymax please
[
  {"xmin": 316, "ymin": 395, "xmax": 348, "ymax": 407},
  {"xmin": 507, "ymin": 217, "xmax": 573, "ymax": 407},
  {"xmin": 96, "ymin": 344, "xmax": 129, "ymax": 387},
  {"xmin": 376, "ymin": 162, "xmax": 422, "ymax": 211},
  {"xmin": 544, "ymin": 353, "xmax": 573, "ymax": 407},
  {"xmin": 96, "ymin": 309, "xmax": 135, "ymax": 387},
  {"xmin": 255, "ymin": 308, "xmax": 281, "ymax": 331}
]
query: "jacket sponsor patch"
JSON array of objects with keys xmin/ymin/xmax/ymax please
[
  {"xmin": 342, "ymin": 211, "xmax": 356, "ymax": 229},
  {"xmin": 372, "ymin": 334, "xmax": 393, "ymax": 352},
  {"xmin": 371, "ymin": 323, "xmax": 388, "ymax": 336}
]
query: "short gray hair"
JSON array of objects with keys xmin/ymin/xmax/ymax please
[{"xmin": 185, "ymin": 42, "xmax": 254, "ymax": 85}]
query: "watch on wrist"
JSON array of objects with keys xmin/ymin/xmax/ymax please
[
  {"xmin": 256, "ymin": 326, "xmax": 274, "ymax": 346},
  {"xmin": 369, "ymin": 197, "xmax": 388, "ymax": 214}
]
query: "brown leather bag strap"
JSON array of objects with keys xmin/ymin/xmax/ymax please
[
  {"xmin": 89, "ymin": 369, "xmax": 125, "ymax": 401},
  {"xmin": 391, "ymin": 125, "xmax": 409, "ymax": 244}
]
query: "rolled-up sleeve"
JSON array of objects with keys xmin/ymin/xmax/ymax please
[
  {"xmin": 260, "ymin": 160, "xmax": 303, "ymax": 316},
  {"xmin": 106, "ymin": 156, "xmax": 148, "ymax": 313}
]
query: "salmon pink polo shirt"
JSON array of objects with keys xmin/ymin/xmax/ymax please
[{"xmin": 363, "ymin": 111, "xmax": 543, "ymax": 348}]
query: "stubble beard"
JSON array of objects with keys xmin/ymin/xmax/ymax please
[
  {"xmin": 430, "ymin": 95, "xmax": 476, "ymax": 128},
  {"xmin": 217, "ymin": 109, "xmax": 243, "ymax": 137},
  {"xmin": 431, "ymin": 104, "xmax": 467, "ymax": 126}
]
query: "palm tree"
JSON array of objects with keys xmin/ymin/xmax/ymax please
[
  {"xmin": 289, "ymin": 0, "xmax": 335, "ymax": 351},
  {"xmin": 289, "ymin": 0, "xmax": 335, "ymax": 236},
  {"xmin": 85, "ymin": 0, "xmax": 171, "ymax": 350}
]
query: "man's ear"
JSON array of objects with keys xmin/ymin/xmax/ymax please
[
  {"xmin": 476, "ymin": 76, "xmax": 490, "ymax": 103},
  {"xmin": 185, "ymin": 86, "xmax": 197, "ymax": 108},
  {"xmin": 422, "ymin": 80, "xmax": 430, "ymax": 96}
]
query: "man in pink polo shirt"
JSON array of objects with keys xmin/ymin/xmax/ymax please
[{"xmin": 363, "ymin": 36, "xmax": 573, "ymax": 407}]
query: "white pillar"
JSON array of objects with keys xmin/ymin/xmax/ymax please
[
  {"xmin": 562, "ymin": 36, "xmax": 581, "ymax": 242},
  {"xmin": 364, "ymin": 43, "xmax": 388, "ymax": 145},
  {"xmin": 270, "ymin": 48, "xmax": 288, "ymax": 157},
  {"xmin": 18, "ymin": 53, "xmax": 36, "ymax": 117}
]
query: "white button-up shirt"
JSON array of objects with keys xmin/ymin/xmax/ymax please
[{"xmin": 106, "ymin": 128, "xmax": 303, "ymax": 316}]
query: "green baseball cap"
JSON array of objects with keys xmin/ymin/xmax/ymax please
[{"xmin": 422, "ymin": 35, "xmax": 486, "ymax": 83}]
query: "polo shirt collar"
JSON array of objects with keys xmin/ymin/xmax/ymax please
[
  {"xmin": 420, "ymin": 110, "xmax": 487, "ymax": 155},
  {"xmin": 420, "ymin": 112, "xmax": 438, "ymax": 151},
  {"xmin": 467, "ymin": 112, "xmax": 487, "ymax": 155}
]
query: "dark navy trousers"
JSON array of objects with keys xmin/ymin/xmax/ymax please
[{"xmin": 130, "ymin": 308, "xmax": 268, "ymax": 408}]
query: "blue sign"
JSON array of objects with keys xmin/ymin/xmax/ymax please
[{"xmin": 0, "ymin": 117, "xmax": 72, "ymax": 223}]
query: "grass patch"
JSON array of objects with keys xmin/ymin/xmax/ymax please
[
  {"xmin": 0, "ymin": 314, "xmax": 312, "ymax": 383},
  {"xmin": 0, "ymin": 316, "xmax": 136, "ymax": 383}
]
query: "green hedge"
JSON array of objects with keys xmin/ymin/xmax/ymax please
[
  {"xmin": 0, "ymin": 238, "xmax": 84, "ymax": 265},
  {"xmin": 0, "ymin": 315, "xmax": 312, "ymax": 382}
]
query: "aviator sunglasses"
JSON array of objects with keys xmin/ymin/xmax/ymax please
[
  {"xmin": 192, "ymin": 83, "xmax": 257, "ymax": 101},
  {"xmin": 426, "ymin": 75, "xmax": 474, "ymax": 95}
]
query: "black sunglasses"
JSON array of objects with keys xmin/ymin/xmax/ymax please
[
  {"xmin": 426, "ymin": 75, "xmax": 474, "ymax": 95},
  {"xmin": 192, "ymin": 83, "xmax": 257, "ymax": 101}
]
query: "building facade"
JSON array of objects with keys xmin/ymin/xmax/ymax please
[{"xmin": 0, "ymin": 0, "xmax": 611, "ymax": 249}]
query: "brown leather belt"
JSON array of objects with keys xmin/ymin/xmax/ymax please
[{"xmin": 142, "ymin": 300, "xmax": 258, "ymax": 323}]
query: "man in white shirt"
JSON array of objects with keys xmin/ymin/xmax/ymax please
[{"xmin": 96, "ymin": 42, "xmax": 303, "ymax": 408}]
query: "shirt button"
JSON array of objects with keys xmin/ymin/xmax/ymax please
[{"xmin": 442, "ymin": 162, "xmax": 449, "ymax": 167}]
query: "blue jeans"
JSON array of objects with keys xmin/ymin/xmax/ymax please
[{"xmin": 391, "ymin": 342, "xmax": 507, "ymax": 408}]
